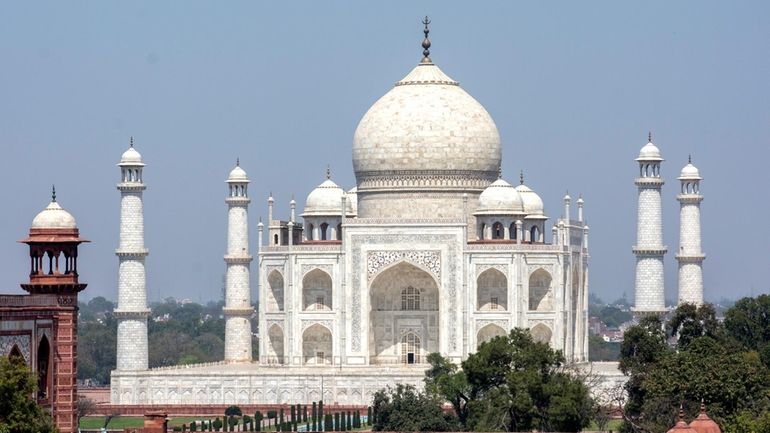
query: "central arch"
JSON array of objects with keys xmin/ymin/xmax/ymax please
[{"xmin": 368, "ymin": 261, "xmax": 439, "ymax": 365}]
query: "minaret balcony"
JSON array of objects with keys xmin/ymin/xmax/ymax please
[
  {"xmin": 224, "ymin": 255, "xmax": 253, "ymax": 264},
  {"xmin": 675, "ymin": 253, "xmax": 706, "ymax": 262},
  {"xmin": 634, "ymin": 178, "xmax": 665, "ymax": 187},
  {"xmin": 676, "ymin": 194, "xmax": 703, "ymax": 203},
  {"xmin": 632, "ymin": 246, "xmax": 668, "ymax": 255},
  {"xmin": 116, "ymin": 183, "xmax": 147, "ymax": 191}
]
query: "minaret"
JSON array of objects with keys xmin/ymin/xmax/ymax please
[
  {"xmin": 676, "ymin": 156, "xmax": 705, "ymax": 306},
  {"xmin": 633, "ymin": 133, "xmax": 667, "ymax": 314},
  {"xmin": 115, "ymin": 137, "xmax": 150, "ymax": 370},
  {"xmin": 223, "ymin": 159, "xmax": 253, "ymax": 362}
]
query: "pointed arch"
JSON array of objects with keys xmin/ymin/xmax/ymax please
[
  {"xmin": 530, "ymin": 323, "xmax": 553, "ymax": 345},
  {"xmin": 267, "ymin": 270, "xmax": 284, "ymax": 312},
  {"xmin": 267, "ymin": 324, "xmax": 284, "ymax": 365},
  {"xmin": 477, "ymin": 323, "xmax": 507, "ymax": 347},
  {"xmin": 369, "ymin": 261, "xmax": 439, "ymax": 365},
  {"xmin": 528, "ymin": 268, "xmax": 554, "ymax": 311},
  {"xmin": 530, "ymin": 225, "xmax": 540, "ymax": 243},
  {"xmin": 302, "ymin": 268, "xmax": 333, "ymax": 311},
  {"xmin": 8, "ymin": 345, "xmax": 24, "ymax": 363},
  {"xmin": 302, "ymin": 323, "xmax": 333, "ymax": 365},
  {"xmin": 492, "ymin": 222, "xmax": 504, "ymax": 239},
  {"xmin": 400, "ymin": 332, "xmax": 421, "ymax": 364},
  {"xmin": 37, "ymin": 335, "xmax": 50, "ymax": 399},
  {"xmin": 477, "ymin": 268, "xmax": 507, "ymax": 311}
]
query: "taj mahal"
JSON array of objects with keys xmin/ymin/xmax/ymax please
[{"xmin": 107, "ymin": 21, "xmax": 705, "ymax": 406}]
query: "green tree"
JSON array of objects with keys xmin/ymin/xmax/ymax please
[
  {"xmin": 0, "ymin": 356, "xmax": 57, "ymax": 433},
  {"xmin": 225, "ymin": 405, "xmax": 242, "ymax": 416},
  {"xmin": 424, "ymin": 352, "xmax": 471, "ymax": 425},
  {"xmin": 667, "ymin": 303, "xmax": 722, "ymax": 349},
  {"xmin": 725, "ymin": 295, "xmax": 770, "ymax": 366},
  {"xmin": 459, "ymin": 328, "xmax": 592, "ymax": 432},
  {"xmin": 212, "ymin": 417, "xmax": 223, "ymax": 431},
  {"xmin": 371, "ymin": 384, "xmax": 458, "ymax": 431}
]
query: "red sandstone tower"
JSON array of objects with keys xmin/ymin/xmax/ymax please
[{"xmin": 18, "ymin": 188, "xmax": 88, "ymax": 433}]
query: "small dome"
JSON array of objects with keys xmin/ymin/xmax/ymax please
[
  {"xmin": 227, "ymin": 165, "xmax": 249, "ymax": 182},
  {"xmin": 637, "ymin": 136, "xmax": 663, "ymax": 161},
  {"xmin": 515, "ymin": 183, "xmax": 545, "ymax": 216},
  {"xmin": 32, "ymin": 200, "xmax": 77, "ymax": 229},
  {"xmin": 302, "ymin": 178, "xmax": 345, "ymax": 216},
  {"xmin": 475, "ymin": 179, "xmax": 524, "ymax": 215},
  {"xmin": 120, "ymin": 146, "xmax": 144, "ymax": 165},
  {"xmin": 689, "ymin": 403, "xmax": 721, "ymax": 433},
  {"xmin": 679, "ymin": 163, "xmax": 702, "ymax": 180}
]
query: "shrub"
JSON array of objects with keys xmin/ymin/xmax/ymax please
[
  {"xmin": 225, "ymin": 405, "xmax": 243, "ymax": 417},
  {"xmin": 212, "ymin": 417, "xmax": 223, "ymax": 432}
]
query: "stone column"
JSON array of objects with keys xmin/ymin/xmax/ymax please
[{"xmin": 115, "ymin": 140, "xmax": 150, "ymax": 371}]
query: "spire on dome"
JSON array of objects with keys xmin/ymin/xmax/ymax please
[
  {"xmin": 688, "ymin": 154, "xmax": 692, "ymax": 164},
  {"xmin": 421, "ymin": 16, "xmax": 432, "ymax": 63},
  {"xmin": 497, "ymin": 164, "xmax": 502, "ymax": 179},
  {"xmin": 648, "ymin": 131, "xmax": 652, "ymax": 143},
  {"xmin": 130, "ymin": 136, "xmax": 134, "ymax": 148},
  {"xmin": 520, "ymin": 170, "xmax": 524, "ymax": 185},
  {"xmin": 51, "ymin": 184, "xmax": 57, "ymax": 203},
  {"xmin": 236, "ymin": 157, "xmax": 240, "ymax": 167},
  {"xmin": 326, "ymin": 165, "xmax": 331, "ymax": 179}
]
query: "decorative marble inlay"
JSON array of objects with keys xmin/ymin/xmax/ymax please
[
  {"xmin": 0, "ymin": 334, "xmax": 30, "ymax": 362},
  {"xmin": 301, "ymin": 320, "xmax": 333, "ymax": 333},
  {"xmin": 367, "ymin": 250, "xmax": 441, "ymax": 282},
  {"xmin": 475, "ymin": 264, "xmax": 508, "ymax": 278},
  {"xmin": 475, "ymin": 319, "xmax": 510, "ymax": 332},
  {"xmin": 300, "ymin": 264, "xmax": 333, "ymax": 278}
]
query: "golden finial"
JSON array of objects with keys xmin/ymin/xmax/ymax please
[
  {"xmin": 326, "ymin": 165, "xmax": 331, "ymax": 180},
  {"xmin": 130, "ymin": 136, "xmax": 134, "ymax": 148},
  {"xmin": 51, "ymin": 185, "xmax": 56, "ymax": 202},
  {"xmin": 519, "ymin": 170, "xmax": 524, "ymax": 185},
  {"xmin": 648, "ymin": 131, "xmax": 652, "ymax": 143}
]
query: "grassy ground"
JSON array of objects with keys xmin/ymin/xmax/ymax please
[{"xmin": 79, "ymin": 416, "xmax": 202, "ymax": 429}]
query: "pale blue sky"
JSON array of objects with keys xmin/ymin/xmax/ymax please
[{"xmin": 1, "ymin": 1, "xmax": 768, "ymax": 304}]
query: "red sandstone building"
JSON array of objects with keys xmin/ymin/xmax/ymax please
[{"xmin": 0, "ymin": 191, "xmax": 87, "ymax": 433}]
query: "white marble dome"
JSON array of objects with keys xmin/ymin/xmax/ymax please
[
  {"xmin": 227, "ymin": 165, "xmax": 248, "ymax": 182},
  {"xmin": 302, "ymin": 179, "xmax": 345, "ymax": 216},
  {"xmin": 32, "ymin": 201, "xmax": 77, "ymax": 229},
  {"xmin": 637, "ymin": 140, "xmax": 663, "ymax": 161},
  {"xmin": 515, "ymin": 183, "xmax": 545, "ymax": 216},
  {"xmin": 120, "ymin": 146, "xmax": 144, "ymax": 165},
  {"xmin": 679, "ymin": 162, "xmax": 701, "ymax": 179},
  {"xmin": 353, "ymin": 62, "xmax": 501, "ymax": 181},
  {"xmin": 475, "ymin": 179, "xmax": 524, "ymax": 215}
]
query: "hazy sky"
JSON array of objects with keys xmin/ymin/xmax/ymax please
[{"xmin": 1, "ymin": 1, "xmax": 768, "ymax": 304}]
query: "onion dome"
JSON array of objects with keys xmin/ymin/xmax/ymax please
[
  {"xmin": 667, "ymin": 407, "xmax": 698, "ymax": 433},
  {"xmin": 679, "ymin": 156, "xmax": 702, "ymax": 180},
  {"xmin": 227, "ymin": 159, "xmax": 249, "ymax": 183},
  {"xmin": 689, "ymin": 402, "xmax": 721, "ymax": 433},
  {"xmin": 32, "ymin": 188, "xmax": 77, "ymax": 229},
  {"xmin": 475, "ymin": 178, "xmax": 524, "ymax": 216},
  {"xmin": 119, "ymin": 137, "xmax": 144, "ymax": 166},
  {"xmin": 352, "ymin": 19, "xmax": 500, "ymax": 191},
  {"xmin": 515, "ymin": 172, "xmax": 546, "ymax": 217},
  {"xmin": 302, "ymin": 172, "xmax": 345, "ymax": 217},
  {"xmin": 637, "ymin": 132, "xmax": 663, "ymax": 161}
]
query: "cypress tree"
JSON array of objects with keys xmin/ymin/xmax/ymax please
[
  {"xmin": 334, "ymin": 413, "xmax": 340, "ymax": 432},
  {"xmin": 280, "ymin": 408, "xmax": 284, "ymax": 428},
  {"xmin": 303, "ymin": 405, "xmax": 308, "ymax": 423},
  {"xmin": 318, "ymin": 401, "xmax": 324, "ymax": 431},
  {"xmin": 306, "ymin": 421, "xmax": 310, "ymax": 432},
  {"xmin": 312, "ymin": 402, "xmax": 317, "ymax": 427},
  {"xmin": 366, "ymin": 407, "xmax": 372, "ymax": 426},
  {"xmin": 291, "ymin": 405, "xmax": 296, "ymax": 423}
]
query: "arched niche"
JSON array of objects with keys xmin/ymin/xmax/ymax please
[
  {"xmin": 302, "ymin": 269, "xmax": 333, "ymax": 311},
  {"xmin": 477, "ymin": 323, "xmax": 507, "ymax": 348},
  {"xmin": 302, "ymin": 324, "xmax": 332, "ymax": 365},
  {"xmin": 267, "ymin": 324, "xmax": 284, "ymax": 365},
  {"xmin": 530, "ymin": 323, "xmax": 553, "ymax": 345},
  {"xmin": 37, "ymin": 336, "xmax": 50, "ymax": 399},
  {"xmin": 477, "ymin": 268, "xmax": 507, "ymax": 311},
  {"xmin": 528, "ymin": 268, "xmax": 554, "ymax": 311},
  {"xmin": 369, "ymin": 261, "xmax": 439, "ymax": 365},
  {"xmin": 266, "ymin": 270, "xmax": 284, "ymax": 312}
]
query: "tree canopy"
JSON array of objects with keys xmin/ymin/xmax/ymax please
[
  {"xmin": 620, "ymin": 300, "xmax": 770, "ymax": 433},
  {"xmin": 371, "ymin": 384, "xmax": 458, "ymax": 432},
  {"xmin": 425, "ymin": 328, "xmax": 592, "ymax": 432},
  {"xmin": 0, "ymin": 355, "xmax": 57, "ymax": 433}
]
